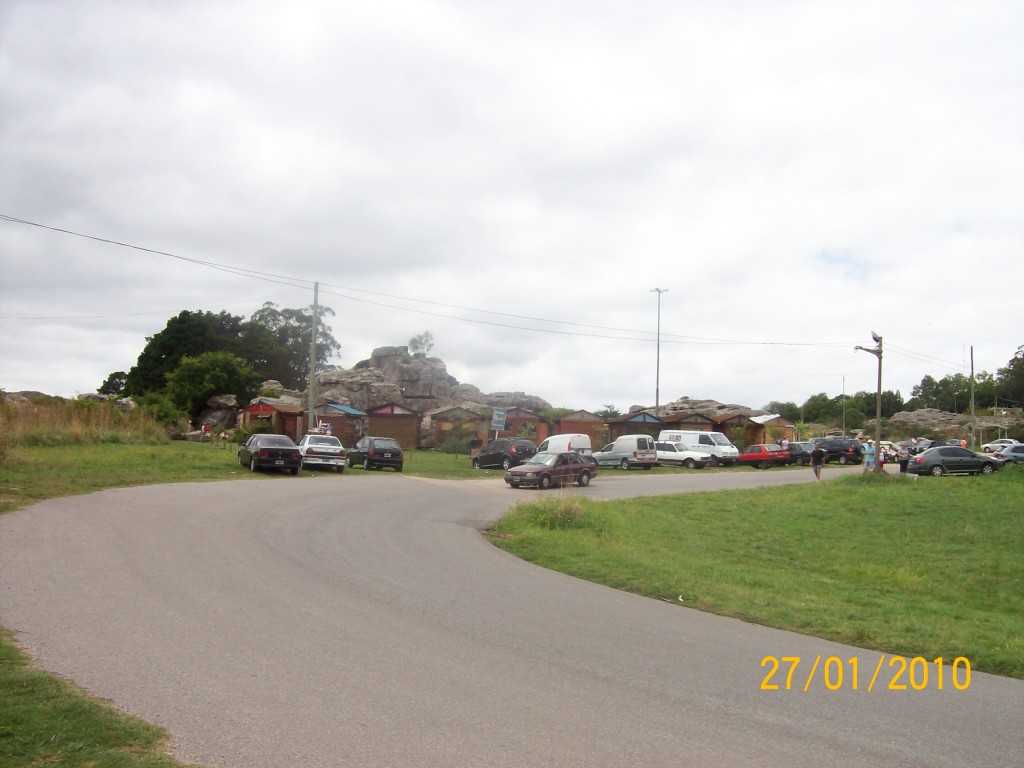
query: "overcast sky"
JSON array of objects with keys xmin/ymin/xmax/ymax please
[{"xmin": 2, "ymin": 0, "xmax": 1022, "ymax": 414}]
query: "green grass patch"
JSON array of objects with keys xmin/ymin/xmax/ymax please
[
  {"xmin": 0, "ymin": 628, "xmax": 195, "ymax": 767},
  {"xmin": 489, "ymin": 469, "xmax": 1024, "ymax": 677}
]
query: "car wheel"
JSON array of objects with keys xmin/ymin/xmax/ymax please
[
  {"xmin": 709, "ymin": 456, "xmax": 720, "ymax": 467},
  {"xmin": 472, "ymin": 457, "xmax": 481, "ymax": 469},
  {"xmin": 502, "ymin": 457, "xmax": 512, "ymax": 470},
  {"xmin": 760, "ymin": 461, "xmax": 771, "ymax": 470},
  {"xmin": 346, "ymin": 456, "xmax": 354, "ymax": 468},
  {"xmin": 238, "ymin": 453, "xmax": 245, "ymax": 467},
  {"xmin": 620, "ymin": 458, "xmax": 631, "ymax": 470},
  {"xmin": 684, "ymin": 458, "xmax": 696, "ymax": 469},
  {"xmin": 983, "ymin": 447, "xmax": 992, "ymax": 452},
  {"xmin": 930, "ymin": 465, "xmax": 945, "ymax": 477},
  {"xmin": 290, "ymin": 467, "xmax": 299, "ymax": 475},
  {"xmin": 980, "ymin": 463, "xmax": 995, "ymax": 475},
  {"xmin": 796, "ymin": 458, "xmax": 806, "ymax": 466},
  {"xmin": 539, "ymin": 474, "xmax": 552, "ymax": 490},
  {"xmin": 364, "ymin": 458, "xmax": 372, "ymax": 470},
  {"xmin": 249, "ymin": 457, "xmax": 258, "ymax": 473},
  {"xmin": 838, "ymin": 455, "xmax": 848, "ymax": 465},
  {"xmin": 578, "ymin": 471, "xmax": 591, "ymax": 487},
  {"xmin": 395, "ymin": 464, "xmax": 403, "ymax": 472}
]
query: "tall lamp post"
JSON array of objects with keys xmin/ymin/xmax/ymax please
[
  {"xmin": 855, "ymin": 332, "xmax": 883, "ymax": 474},
  {"xmin": 651, "ymin": 288, "xmax": 669, "ymax": 418}
]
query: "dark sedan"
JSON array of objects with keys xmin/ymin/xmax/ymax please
[
  {"xmin": 907, "ymin": 446, "xmax": 998, "ymax": 476},
  {"xmin": 238, "ymin": 434, "xmax": 303, "ymax": 475},
  {"xmin": 504, "ymin": 451, "xmax": 597, "ymax": 489}
]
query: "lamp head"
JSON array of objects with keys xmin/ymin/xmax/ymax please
[{"xmin": 871, "ymin": 331, "xmax": 882, "ymax": 344}]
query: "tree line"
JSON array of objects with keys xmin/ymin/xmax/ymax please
[
  {"xmin": 100, "ymin": 304, "xmax": 340, "ymax": 419},
  {"xmin": 765, "ymin": 345, "xmax": 1024, "ymax": 428}
]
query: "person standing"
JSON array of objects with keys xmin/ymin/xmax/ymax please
[
  {"xmin": 810, "ymin": 443, "xmax": 826, "ymax": 480},
  {"xmin": 897, "ymin": 442, "xmax": 910, "ymax": 473},
  {"xmin": 863, "ymin": 439, "xmax": 876, "ymax": 473}
]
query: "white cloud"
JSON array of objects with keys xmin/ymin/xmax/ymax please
[{"xmin": 2, "ymin": 0, "xmax": 1022, "ymax": 411}]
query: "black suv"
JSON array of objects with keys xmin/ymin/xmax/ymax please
[
  {"xmin": 813, "ymin": 437, "xmax": 863, "ymax": 464},
  {"xmin": 347, "ymin": 436, "xmax": 404, "ymax": 471},
  {"xmin": 472, "ymin": 438, "xmax": 537, "ymax": 470}
]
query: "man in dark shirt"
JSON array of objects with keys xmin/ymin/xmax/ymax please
[{"xmin": 810, "ymin": 444, "xmax": 826, "ymax": 480}]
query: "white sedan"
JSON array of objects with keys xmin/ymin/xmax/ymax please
[
  {"xmin": 980, "ymin": 438, "xmax": 1019, "ymax": 453},
  {"xmin": 296, "ymin": 434, "xmax": 347, "ymax": 472},
  {"xmin": 654, "ymin": 441, "xmax": 712, "ymax": 469}
]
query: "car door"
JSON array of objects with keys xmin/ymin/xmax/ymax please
[
  {"xmin": 239, "ymin": 435, "xmax": 257, "ymax": 463},
  {"xmin": 593, "ymin": 444, "xmax": 615, "ymax": 466},
  {"xmin": 478, "ymin": 440, "xmax": 505, "ymax": 468}
]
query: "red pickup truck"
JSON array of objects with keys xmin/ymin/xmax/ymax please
[{"xmin": 738, "ymin": 444, "xmax": 790, "ymax": 469}]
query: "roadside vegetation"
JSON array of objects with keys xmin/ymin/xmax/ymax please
[
  {"xmin": 489, "ymin": 469, "xmax": 1024, "ymax": 678},
  {"xmin": 1, "ymin": 399, "xmax": 1021, "ymax": 766}
]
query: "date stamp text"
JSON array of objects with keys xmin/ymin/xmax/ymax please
[{"xmin": 760, "ymin": 654, "xmax": 971, "ymax": 692}]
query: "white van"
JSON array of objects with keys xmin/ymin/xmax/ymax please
[
  {"xmin": 592, "ymin": 434, "xmax": 657, "ymax": 470},
  {"xmin": 536, "ymin": 433, "xmax": 593, "ymax": 456},
  {"xmin": 657, "ymin": 430, "xmax": 739, "ymax": 466}
]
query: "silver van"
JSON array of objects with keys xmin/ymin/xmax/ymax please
[{"xmin": 592, "ymin": 434, "xmax": 657, "ymax": 470}]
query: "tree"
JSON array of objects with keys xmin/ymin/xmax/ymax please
[
  {"xmin": 246, "ymin": 302, "xmax": 341, "ymax": 389},
  {"xmin": 165, "ymin": 351, "xmax": 263, "ymax": 417},
  {"xmin": 123, "ymin": 310, "xmax": 245, "ymax": 396},
  {"xmin": 595, "ymin": 404, "xmax": 621, "ymax": 419},
  {"xmin": 764, "ymin": 401, "xmax": 800, "ymax": 422},
  {"xmin": 996, "ymin": 345, "xmax": 1024, "ymax": 407},
  {"xmin": 99, "ymin": 371, "xmax": 127, "ymax": 395},
  {"xmin": 408, "ymin": 331, "xmax": 435, "ymax": 356},
  {"xmin": 801, "ymin": 392, "xmax": 837, "ymax": 423}
]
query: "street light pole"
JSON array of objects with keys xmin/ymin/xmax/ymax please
[
  {"xmin": 651, "ymin": 288, "xmax": 669, "ymax": 418},
  {"xmin": 855, "ymin": 332, "xmax": 883, "ymax": 475}
]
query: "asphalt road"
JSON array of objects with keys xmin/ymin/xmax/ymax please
[{"xmin": 1, "ymin": 467, "xmax": 1021, "ymax": 767}]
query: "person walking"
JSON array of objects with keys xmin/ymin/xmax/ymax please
[{"xmin": 810, "ymin": 443, "xmax": 826, "ymax": 480}]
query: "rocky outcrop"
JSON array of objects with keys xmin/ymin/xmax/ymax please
[{"xmin": 311, "ymin": 347, "xmax": 551, "ymax": 415}]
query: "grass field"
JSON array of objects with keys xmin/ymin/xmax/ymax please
[
  {"xmin": 1, "ymin": 441, "xmax": 1021, "ymax": 766},
  {"xmin": 489, "ymin": 469, "xmax": 1024, "ymax": 678}
]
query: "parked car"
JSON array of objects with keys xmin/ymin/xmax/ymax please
[
  {"xmin": 786, "ymin": 441, "xmax": 815, "ymax": 466},
  {"xmin": 654, "ymin": 441, "xmax": 711, "ymax": 469},
  {"xmin": 296, "ymin": 433, "xmax": 347, "ymax": 472},
  {"xmin": 504, "ymin": 451, "xmax": 597, "ymax": 489},
  {"xmin": 347, "ymin": 436, "xmax": 404, "ymax": 472},
  {"xmin": 592, "ymin": 434, "xmax": 657, "ymax": 470},
  {"xmin": 981, "ymin": 438, "xmax": 1019, "ymax": 453},
  {"xmin": 910, "ymin": 439, "xmax": 943, "ymax": 455},
  {"xmin": 237, "ymin": 433, "xmax": 303, "ymax": 475},
  {"xmin": 737, "ymin": 444, "xmax": 790, "ymax": 469},
  {"xmin": 814, "ymin": 437, "xmax": 863, "ymax": 464},
  {"xmin": 472, "ymin": 438, "xmax": 537, "ymax": 470},
  {"xmin": 906, "ymin": 446, "xmax": 999, "ymax": 476},
  {"xmin": 993, "ymin": 443, "xmax": 1024, "ymax": 465}
]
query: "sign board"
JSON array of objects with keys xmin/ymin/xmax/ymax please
[{"xmin": 490, "ymin": 407, "xmax": 507, "ymax": 432}]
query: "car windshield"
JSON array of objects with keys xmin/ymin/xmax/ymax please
[
  {"xmin": 710, "ymin": 434, "xmax": 732, "ymax": 446},
  {"xmin": 524, "ymin": 452, "xmax": 558, "ymax": 466},
  {"xmin": 262, "ymin": 436, "xmax": 295, "ymax": 446},
  {"xmin": 308, "ymin": 436, "xmax": 341, "ymax": 446}
]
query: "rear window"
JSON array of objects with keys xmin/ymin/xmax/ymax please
[
  {"xmin": 638, "ymin": 437, "xmax": 654, "ymax": 450},
  {"xmin": 309, "ymin": 436, "xmax": 341, "ymax": 446},
  {"xmin": 373, "ymin": 438, "xmax": 401, "ymax": 450},
  {"xmin": 262, "ymin": 436, "xmax": 295, "ymax": 446}
]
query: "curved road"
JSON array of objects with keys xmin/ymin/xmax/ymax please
[{"xmin": 1, "ymin": 469, "xmax": 1021, "ymax": 767}]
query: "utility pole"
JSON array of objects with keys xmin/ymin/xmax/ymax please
[
  {"xmin": 651, "ymin": 288, "xmax": 669, "ymax": 418},
  {"xmin": 307, "ymin": 281, "xmax": 319, "ymax": 431},
  {"xmin": 970, "ymin": 345, "xmax": 976, "ymax": 447},
  {"xmin": 855, "ymin": 332, "xmax": 883, "ymax": 475}
]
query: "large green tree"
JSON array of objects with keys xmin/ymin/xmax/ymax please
[{"xmin": 165, "ymin": 351, "xmax": 263, "ymax": 417}]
